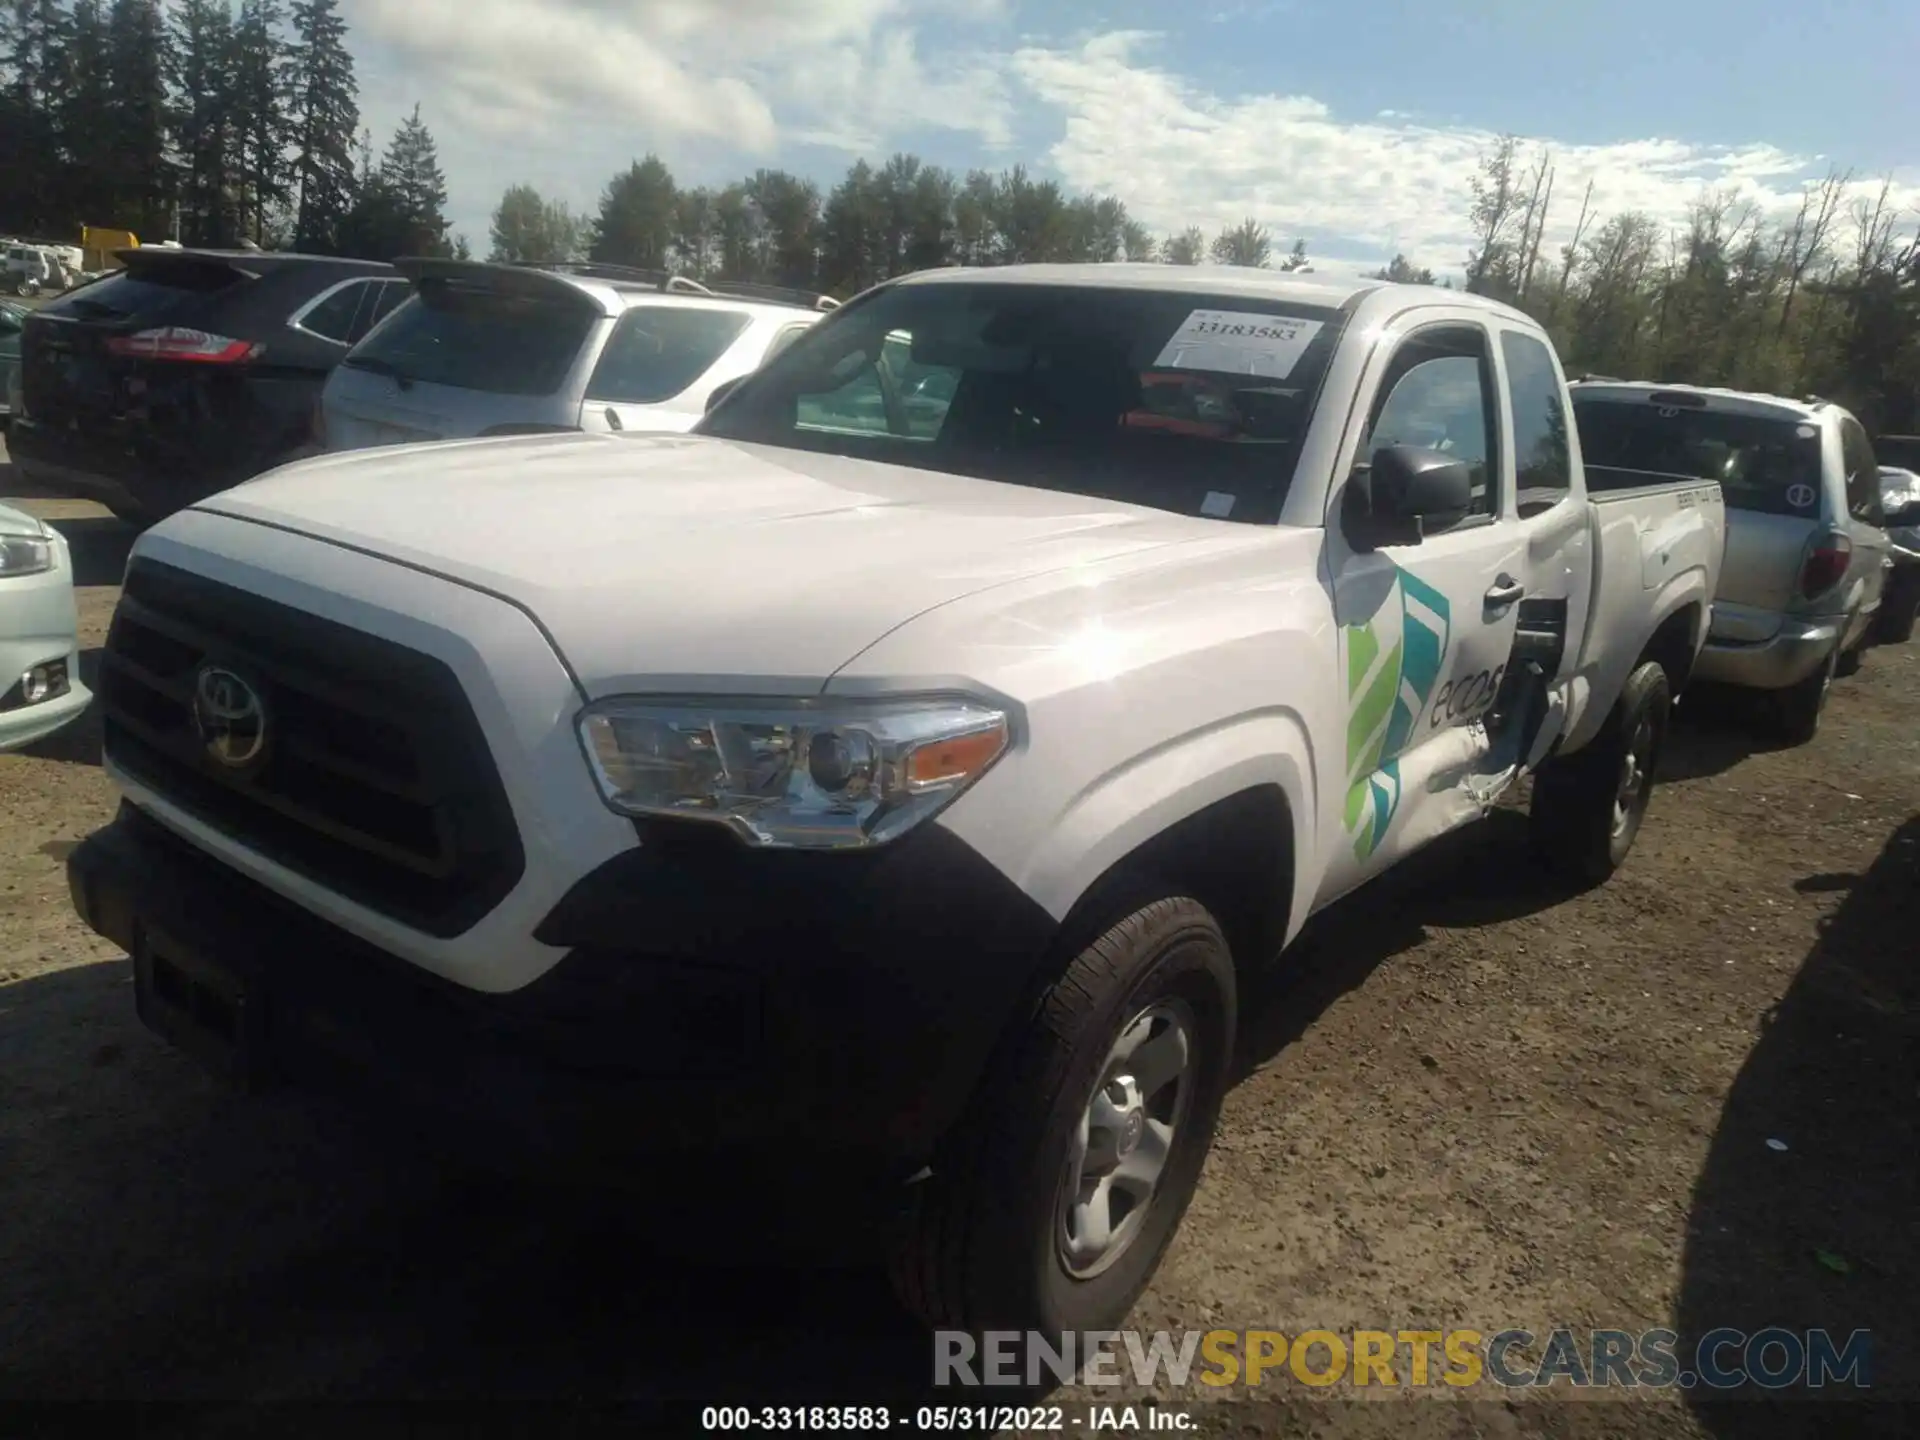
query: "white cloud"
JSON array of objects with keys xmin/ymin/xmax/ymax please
[
  {"xmin": 1011, "ymin": 32, "xmax": 1920, "ymax": 274},
  {"xmin": 345, "ymin": 0, "xmax": 1013, "ymax": 159},
  {"xmin": 344, "ymin": 8, "xmax": 1920, "ymax": 271}
]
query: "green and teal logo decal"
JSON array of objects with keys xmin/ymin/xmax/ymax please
[{"xmin": 1343, "ymin": 565, "xmax": 1452, "ymax": 861}]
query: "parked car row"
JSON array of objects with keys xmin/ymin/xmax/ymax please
[
  {"xmin": 3, "ymin": 249, "xmax": 837, "ymax": 523},
  {"xmin": 1569, "ymin": 381, "xmax": 1920, "ymax": 741}
]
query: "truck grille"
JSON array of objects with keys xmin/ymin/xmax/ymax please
[{"xmin": 98, "ymin": 558, "xmax": 525, "ymax": 938}]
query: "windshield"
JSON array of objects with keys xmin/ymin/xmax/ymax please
[
  {"xmin": 1572, "ymin": 397, "xmax": 1823, "ymax": 516},
  {"xmin": 587, "ymin": 305, "xmax": 751, "ymax": 404},
  {"xmin": 344, "ymin": 280, "xmax": 596, "ymax": 396},
  {"xmin": 695, "ymin": 281, "xmax": 1346, "ymax": 524}
]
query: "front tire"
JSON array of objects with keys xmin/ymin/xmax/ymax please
[
  {"xmin": 888, "ymin": 894, "xmax": 1236, "ymax": 1342},
  {"xmin": 1530, "ymin": 659, "xmax": 1671, "ymax": 886}
]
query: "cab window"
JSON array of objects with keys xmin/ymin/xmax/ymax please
[
  {"xmin": 1500, "ymin": 330, "xmax": 1571, "ymax": 515},
  {"xmin": 1363, "ymin": 327, "xmax": 1500, "ymax": 519}
]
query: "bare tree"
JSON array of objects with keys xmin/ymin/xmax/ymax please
[
  {"xmin": 1776, "ymin": 169, "xmax": 1849, "ymax": 339},
  {"xmin": 1550, "ymin": 178, "xmax": 1598, "ymax": 319},
  {"xmin": 1465, "ymin": 135, "xmax": 1523, "ymax": 295}
]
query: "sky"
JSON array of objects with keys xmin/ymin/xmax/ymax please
[{"xmin": 341, "ymin": 0, "xmax": 1920, "ymax": 282}]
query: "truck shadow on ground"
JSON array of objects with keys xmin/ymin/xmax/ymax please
[
  {"xmin": 1655, "ymin": 683, "xmax": 1797, "ymax": 782},
  {"xmin": 0, "ymin": 818, "xmax": 1582, "ymax": 1429},
  {"xmin": 1235, "ymin": 808, "xmax": 1584, "ymax": 1076},
  {"xmin": 0, "ymin": 955, "xmax": 934, "ymax": 1429},
  {"xmin": 1677, "ymin": 813, "xmax": 1918, "ymax": 1435}
]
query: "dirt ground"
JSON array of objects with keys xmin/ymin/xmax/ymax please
[{"xmin": 1, "ymin": 450, "xmax": 1914, "ymax": 1438}]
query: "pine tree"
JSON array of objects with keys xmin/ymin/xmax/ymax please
[
  {"xmin": 104, "ymin": 0, "xmax": 171, "ymax": 235},
  {"xmin": 229, "ymin": 0, "xmax": 293, "ymax": 244},
  {"xmin": 169, "ymin": 0, "xmax": 235, "ymax": 245},
  {"xmin": 288, "ymin": 0, "xmax": 359, "ymax": 252},
  {"xmin": 0, "ymin": 0, "xmax": 71, "ymax": 230},
  {"xmin": 56, "ymin": 0, "xmax": 114, "ymax": 224},
  {"xmin": 377, "ymin": 103, "xmax": 448, "ymax": 256}
]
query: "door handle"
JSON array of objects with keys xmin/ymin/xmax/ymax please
[{"xmin": 1484, "ymin": 575, "xmax": 1525, "ymax": 608}]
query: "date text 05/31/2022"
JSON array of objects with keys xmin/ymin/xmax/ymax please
[{"xmin": 701, "ymin": 1405, "xmax": 1194, "ymax": 1432}]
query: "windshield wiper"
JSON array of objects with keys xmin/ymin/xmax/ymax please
[{"xmin": 343, "ymin": 354, "xmax": 414, "ymax": 391}]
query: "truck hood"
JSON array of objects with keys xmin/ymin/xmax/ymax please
[{"xmin": 197, "ymin": 431, "xmax": 1220, "ymax": 693}]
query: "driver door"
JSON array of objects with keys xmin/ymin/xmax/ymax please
[{"xmin": 1315, "ymin": 318, "xmax": 1527, "ymax": 907}]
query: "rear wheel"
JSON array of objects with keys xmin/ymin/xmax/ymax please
[
  {"xmin": 1773, "ymin": 645, "xmax": 1838, "ymax": 745},
  {"xmin": 887, "ymin": 893, "xmax": 1236, "ymax": 1340},
  {"xmin": 1530, "ymin": 660, "xmax": 1671, "ymax": 886},
  {"xmin": 1874, "ymin": 582, "xmax": 1918, "ymax": 645}
]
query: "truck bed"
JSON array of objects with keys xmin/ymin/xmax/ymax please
[{"xmin": 1561, "ymin": 472, "xmax": 1727, "ymax": 753}]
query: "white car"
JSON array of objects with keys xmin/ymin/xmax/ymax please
[
  {"xmin": 70, "ymin": 264, "xmax": 1723, "ymax": 1340},
  {"xmin": 0, "ymin": 503, "xmax": 90, "ymax": 751},
  {"xmin": 318, "ymin": 261, "xmax": 835, "ymax": 451}
]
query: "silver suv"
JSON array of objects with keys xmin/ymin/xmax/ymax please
[
  {"xmin": 1571, "ymin": 381, "xmax": 1893, "ymax": 742},
  {"xmin": 318, "ymin": 261, "xmax": 836, "ymax": 452}
]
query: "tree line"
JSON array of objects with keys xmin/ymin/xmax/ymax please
[
  {"xmin": 1458, "ymin": 136, "xmax": 1920, "ymax": 435},
  {"xmin": 489, "ymin": 155, "xmax": 1316, "ymax": 295},
  {"xmin": 1, "ymin": 0, "xmax": 455, "ymax": 257}
]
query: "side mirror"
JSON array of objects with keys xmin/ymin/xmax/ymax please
[
  {"xmin": 705, "ymin": 375, "xmax": 744, "ymax": 413},
  {"xmin": 1343, "ymin": 444, "xmax": 1474, "ymax": 551}
]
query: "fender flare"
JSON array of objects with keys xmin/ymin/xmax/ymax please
[{"xmin": 1015, "ymin": 707, "xmax": 1320, "ymax": 950}]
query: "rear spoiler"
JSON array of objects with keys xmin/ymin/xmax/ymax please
[
  {"xmin": 393, "ymin": 257, "xmax": 606, "ymax": 308},
  {"xmin": 112, "ymin": 246, "xmax": 262, "ymax": 281},
  {"xmin": 530, "ymin": 261, "xmax": 840, "ymax": 312}
]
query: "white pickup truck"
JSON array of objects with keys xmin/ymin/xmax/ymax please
[{"xmin": 67, "ymin": 265, "xmax": 1724, "ymax": 1342}]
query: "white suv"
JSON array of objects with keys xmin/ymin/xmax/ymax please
[{"xmin": 318, "ymin": 261, "xmax": 836, "ymax": 451}]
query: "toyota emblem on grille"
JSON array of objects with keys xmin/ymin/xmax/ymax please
[{"xmin": 192, "ymin": 666, "xmax": 268, "ymax": 769}]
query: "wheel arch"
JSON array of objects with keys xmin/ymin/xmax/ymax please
[{"xmin": 1013, "ymin": 711, "xmax": 1316, "ymax": 975}]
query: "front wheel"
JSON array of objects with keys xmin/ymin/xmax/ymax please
[
  {"xmin": 1529, "ymin": 659, "xmax": 1671, "ymax": 886},
  {"xmin": 888, "ymin": 894, "xmax": 1236, "ymax": 1341}
]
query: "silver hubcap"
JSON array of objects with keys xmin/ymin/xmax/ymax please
[
  {"xmin": 1057, "ymin": 999, "xmax": 1196, "ymax": 1279},
  {"xmin": 1612, "ymin": 713, "xmax": 1654, "ymax": 839}
]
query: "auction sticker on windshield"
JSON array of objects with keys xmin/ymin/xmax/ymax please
[{"xmin": 1155, "ymin": 311, "xmax": 1324, "ymax": 379}]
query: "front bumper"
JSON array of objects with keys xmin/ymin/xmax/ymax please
[
  {"xmin": 68, "ymin": 802, "xmax": 1058, "ymax": 1185},
  {"xmin": 1693, "ymin": 615, "xmax": 1842, "ymax": 692},
  {"xmin": 0, "ymin": 651, "xmax": 90, "ymax": 751},
  {"xmin": 0, "ymin": 532, "xmax": 91, "ymax": 751}
]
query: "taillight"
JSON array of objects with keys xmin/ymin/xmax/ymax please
[
  {"xmin": 1799, "ymin": 533, "xmax": 1852, "ymax": 599},
  {"xmin": 105, "ymin": 327, "xmax": 260, "ymax": 363}
]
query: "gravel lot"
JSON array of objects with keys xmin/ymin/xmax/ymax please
[{"xmin": 1, "ymin": 440, "xmax": 1913, "ymax": 1437}]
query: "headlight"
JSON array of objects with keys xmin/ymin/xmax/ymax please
[
  {"xmin": 578, "ymin": 695, "xmax": 1010, "ymax": 849},
  {"xmin": 0, "ymin": 533, "xmax": 52, "ymax": 577}
]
